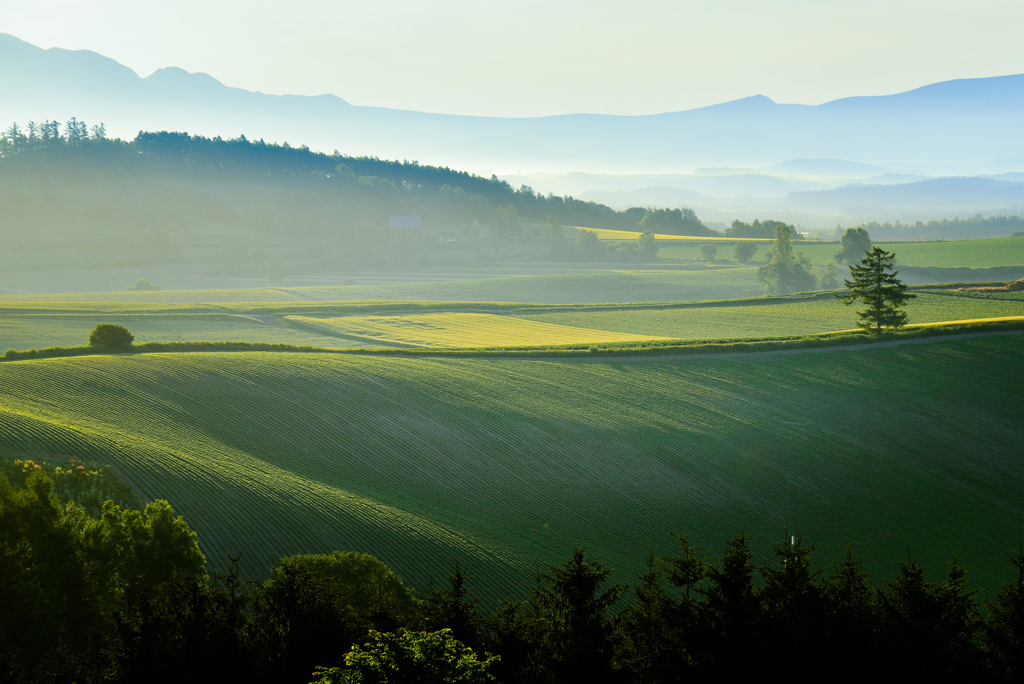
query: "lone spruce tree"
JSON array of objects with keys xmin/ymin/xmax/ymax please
[{"xmin": 837, "ymin": 247, "xmax": 915, "ymax": 336}]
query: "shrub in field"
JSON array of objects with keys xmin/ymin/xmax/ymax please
[
  {"xmin": 733, "ymin": 241, "xmax": 758, "ymax": 263},
  {"xmin": 757, "ymin": 225, "xmax": 817, "ymax": 294},
  {"xmin": 834, "ymin": 227, "xmax": 872, "ymax": 264},
  {"xmin": 89, "ymin": 323, "xmax": 134, "ymax": 349},
  {"xmin": 131, "ymin": 278, "xmax": 159, "ymax": 291},
  {"xmin": 819, "ymin": 262, "xmax": 841, "ymax": 289},
  {"xmin": 638, "ymin": 231, "xmax": 658, "ymax": 261}
]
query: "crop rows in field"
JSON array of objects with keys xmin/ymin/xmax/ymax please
[
  {"xmin": 513, "ymin": 290, "xmax": 1024, "ymax": 341},
  {"xmin": 1, "ymin": 336, "xmax": 1023, "ymax": 596},
  {"xmin": 286, "ymin": 313, "xmax": 667, "ymax": 348},
  {"xmin": 0, "ymin": 354, "xmax": 534, "ymax": 594}
]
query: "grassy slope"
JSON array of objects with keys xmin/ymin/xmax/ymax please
[{"xmin": 1, "ymin": 335, "xmax": 1023, "ymax": 598}]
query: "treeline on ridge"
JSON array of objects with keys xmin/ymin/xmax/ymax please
[
  {"xmin": 0, "ymin": 120, "xmax": 717, "ymax": 241},
  {"xmin": 854, "ymin": 215, "xmax": 1024, "ymax": 241},
  {"xmin": 4, "ymin": 461, "xmax": 1024, "ymax": 683}
]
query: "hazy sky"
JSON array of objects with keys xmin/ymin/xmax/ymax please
[{"xmin": 5, "ymin": 0, "xmax": 1024, "ymax": 117}]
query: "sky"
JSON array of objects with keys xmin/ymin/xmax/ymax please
[{"xmin": 4, "ymin": 0, "xmax": 1024, "ymax": 118}]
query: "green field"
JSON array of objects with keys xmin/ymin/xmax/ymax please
[
  {"xmin": 1, "ymin": 335, "xmax": 1023, "ymax": 598},
  {"xmin": 513, "ymin": 290, "xmax": 1024, "ymax": 340},
  {"xmin": 2, "ymin": 233, "xmax": 1024, "ymax": 598},
  {"xmin": 0, "ymin": 268, "xmax": 765, "ymax": 306},
  {"xmin": 0, "ymin": 313, "xmax": 373, "ymax": 352},
  {"xmin": 656, "ymin": 236, "xmax": 1024, "ymax": 269},
  {"xmin": 4, "ymin": 288, "xmax": 1024, "ymax": 353}
]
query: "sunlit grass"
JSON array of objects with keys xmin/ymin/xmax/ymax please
[{"xmin": 287, "ymin": 312, "xmax": 667, "ymax": 348}]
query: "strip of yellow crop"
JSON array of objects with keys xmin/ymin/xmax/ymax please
[
  {"xmin": 287, "ymin": 313, "xmax": 667, "ymax": 348},
  {"xmin": 575, "ymin": 227, "xmax": 770, "ymax": 242}
]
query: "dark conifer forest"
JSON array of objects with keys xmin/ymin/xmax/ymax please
[{"xmin": 3, "ymin": 462, "xmax": 1024, "ymax": 683}]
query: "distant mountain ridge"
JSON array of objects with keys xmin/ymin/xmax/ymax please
[{"xmin": 2, "ymin": 33, "xmax": 1024, "ymax": 174}]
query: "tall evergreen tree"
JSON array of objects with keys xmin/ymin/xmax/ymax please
[
  {"xmin": 420, "ymin": 561, "xmax": 484, "ymax": 652},
  {"xmin": 987, "ymin": 546, "xmax": 1024, "ymax": 681},
  {"xmin": 759, "ymin": 533, "xmax": 825, "ymax": 662},
  {"xmin": 821, "ymin": 547, "xmax": 878, "ymax": 674},
  {"xmin": 531, "ymin": 547, "xmax": 624, "ymax": 682},
  {"xmin": 618, "ymin": 552, "xmax": 678, "ymax": 684},
  {"xmin": 699, "ymin": 533, "xmax": 761, "ymax": 675},
  {"xmin": 837, "ymin": 246, "xmax": 916, "ymax": 335}
]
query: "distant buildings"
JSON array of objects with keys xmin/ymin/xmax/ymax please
[{"xmin": 385, "ymin": 215, "xmax": 424, "ymax": 241}]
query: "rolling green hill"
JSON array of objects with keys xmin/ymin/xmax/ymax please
[{"xmin": 1, "ymin": 334, "xmax": 1022, "ymax": 597}]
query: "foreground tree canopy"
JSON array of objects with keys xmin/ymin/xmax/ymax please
[{"xmin": 4, "ymin": 465, "xmax": 1024, "ymax": 682}]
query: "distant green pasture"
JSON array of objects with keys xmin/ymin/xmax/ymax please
[
  {"xmin": 0, "ymin": 269, "xmax": 763, "ymax": 306},
  {"xmin": 792, "ymin": 237, "xmax": 1024, "ymax": 268},
  {"xmin": 659, "ymin": 236, "xmax": 1024, "ymax": 269},
  {"xmin": 0, "ymin": 314, "xmax": 375, "ymax": 352},
  {"xmin": 4, "ymin": 289, "xmax": 1024, "ymax": 352},
  {"xmin": 513, "ymin": 290, "xmax": 1024, "ymax": 340}
]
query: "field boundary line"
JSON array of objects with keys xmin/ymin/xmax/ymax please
[{"xmin": 567, "ymin": 329, "xmax": 1024, "ymax": 363}]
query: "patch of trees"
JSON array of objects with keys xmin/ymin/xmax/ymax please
[
  {"xmin": 638, "ymin": 208, "xmax": 718, "ymax": 237},
  {"xmin": 569, "ymin": 229, "xmax": 662, "ymax": 264},
  {"xmin": 4, "ymin": 465, "xmax": 1024, "ymax": 683},
  {"xmin": 732, "ymin": 241, "xmax": 758, "ymax": 264},
  {"xmin": 756, "ymin": 225, "xmax": 817, "ymax": 294},
  {"xmin": 849, "ymin": 215, "xmax": 1024, "ymax": 241},
  {"xmin": 725, "ymin": 218, "xmax": 797, "ymax": 240}
]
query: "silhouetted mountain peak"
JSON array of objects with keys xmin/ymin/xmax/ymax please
[
  {"xmin": 2, "ymin": 32, "xmax": 1022, "ymax": 174},
  {"xmin": 145, "ymin": 67, "xmax": 227, "ymax": 91}
]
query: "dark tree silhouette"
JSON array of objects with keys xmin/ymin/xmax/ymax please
[{"xmin": 837, "ymin": 246, "xmax": 916, "ymax": 335}]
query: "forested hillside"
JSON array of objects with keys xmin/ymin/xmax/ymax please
[{"xmin": 0, "ymin": 125, "xmax": 714, "ymax": 239}]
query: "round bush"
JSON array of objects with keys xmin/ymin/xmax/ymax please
[
  {"xmin": 131, "ymin": 278, "xmax": 158, "ymax": 291},
  {"xmin": 89, "ymin": 324, "xmax": 134, "ymax": 349}
]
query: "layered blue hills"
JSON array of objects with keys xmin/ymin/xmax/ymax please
[{"xmin": 2, "ymin": 33, "xmax": 1023, "ymax": 174}]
